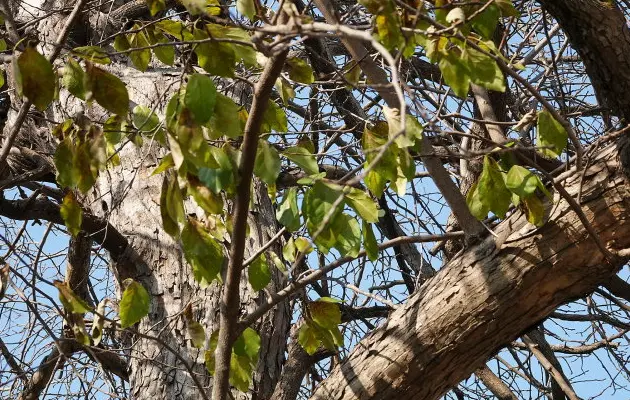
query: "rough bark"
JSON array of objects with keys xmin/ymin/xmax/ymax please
[
  {"xmin": 310, "ymin": 140, "xmax": 630, "ymax": 399},
  {"xmin": 89, "ymin": 138, "xmax": 290, "ymax": 400}
]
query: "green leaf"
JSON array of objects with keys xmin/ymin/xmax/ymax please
[
  {"xmin": 132, "ymin": 105, "xmax": 160, "ymax": 133},
  {"xmin": 62, "ymin": 58, "xmax": 86, "ymax": 100},
  {"xmin": 537, "ymin": 110, "xmax": 568, "ymax": 158},
  {"xmin": 303, "ymin": 181, "xmax": 344, "ymax": 227},
  {"xmin": 160, "ymin": 174, "xmax": 185, "ymax": 236},
  {"xmin": 466, "ymin": 181, "xmax": 490, "ymax": 220},
  {"xmin": 262, "ymin": 100, "xmax": 288, "ymax": 132},
  {"xmin": 53, "ymin": 280, "xmax": 92, "ymax": 314},
  {"xmin": 478, "ymin": 156, "xmax": 512, "ymax": 218},
  {"xmin": 198, "ymin": 146, "xmax": 234, "ymax": 193},
  {"xmin": 496, "ymin": 0, "xmax": 519, "ymax": 17},
  {"xmin": 17, "ymin": 47, "xmax": 55, "ymax": 111},
  {"xmin": 71, "ymin": 46, "xmax": 111, "ymax": 64},
  {"xmin": 471, "ymin": 4, "xmax": 500, "ymax": 39},
  {"xmin": 146, "ymin": 27, "xmax": 175, "ymax": 65},
  {"xmin": 206, "ymin": 94, "xmax": 243, "ymax": 139},
  {"xmin": 187, "ymin": 176, "xmax": 224, "ymax": 215},
  {"xmin": 237, "ymin": 0, "xmax": 256, "ymax": 19},
  {"xmin": 145, "ymin": 0, "xmax": 166, "ymax": 15},
  {"xmin": 276, "ymin": 188, "xmax": 301, "ymax": 231},
  {"xmin": 506, "ymin": 165, "xmax": 550, "ymax": 198},
  {"xmin": 233, "ymin": 327, "xmax": 261, "ymax": 360},
  {"xmin": 439, "ymin": 54, "xmax": 470, "ymax": 98},
  {"xmin": 346, "ymin": 188, "xmax": 379, "ymax": 223},
  {"xmin": 119, "ymin": 278, "xmax": 150, "ymax": 329},
  {"xmin": 188, "ymin": 321, "xmax": 206, "ymax": 348},
  {"xmin": 362, "ymin": 122, "xmax": 398, "ymax": 197},
  {"xmin": 298, "ymin": 322, "xmax": 321, "ymax": 355},
  {"xmin": 310, "ymin": 298, "xmax": 342, "ymax": 329},
  {"xmin": 254, "ymin": 141, "xmax": 281, "ymax": 185},
  {"xmin": 374, "ymin": 10, "xmax": 403, "ymax": 50},
  {"xmin": 129, "ymin": 30, "xmax": 152, "ymax": 72},
  {"xmin": 275, "ymin": 77, "xmax": 295, "ymax": 105},
  {"xmin": 181, "ymin": 0, "xmax": 206, "ymax": 15},
  {"xmin": 363, "ymin": 221, "xmax": 379, "ymax": 262},
  {"xmin": 85, "ymin": 65, "xmax": 129, "ymax": 115},
  {"xmin": 181, "ymin": 218, "xmax": 224, "ymax": 287},
  {"xmin": 286, "ymin": 57, "xmax": 314, "ymax": 84},
  {"xmin": 283, "ymin": 238, "xmax": 297, "ymax": 262},
  {"xmin": 60, "ymin": 192, "xmax": 83, "ymax": 236},
  {"xmin": 0, "ymin": 39, "xmax": 6, "ymax": 51},
  {"xmin": 331, "ymin": 213, "xmax": 361, "ymax": 257},
  {"xmin": 157, "ymin": 20, "xmax": 194, "ymax": 41},
  {"xmin": 194, "ymin": 28, "xmax": 236, "ymax": 77},
  {"xmin": 185, "ymin": 73, "xmax": 217, "ymax": 125},
  {"xmin": 283, "ymin": 146, "xmax": 319, "ymax": 176},
  {"xmin": 523, "ymin": 194, "xmax": 545, "ymax": 227},
  {"xmin": 463, "ymin": 47, "xmax": 505, "ymax": 92},
  {"xmin": 249, "ymin": 254, "xmax": 271, "ymax": 291}
]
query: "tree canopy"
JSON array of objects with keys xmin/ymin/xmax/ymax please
[{"xmin": 2, "ymin": 0, "xmax": 630, "ymax": 399}]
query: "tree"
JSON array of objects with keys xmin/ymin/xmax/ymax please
[{"xmin": 1, "ymin": 0, "xmax": 630, "ymax": 399}]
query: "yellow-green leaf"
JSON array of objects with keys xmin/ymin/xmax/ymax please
[
  {"xmin": 17, "ymin": 47, "xmax": 55, "ymax": 111},
  {"xmin": 60, "ymin": 192, "xmax": 83, "ymax": 236},
  {"xmin": 119, "ymin": 278, "xmax": 150, "ymax": 329}
]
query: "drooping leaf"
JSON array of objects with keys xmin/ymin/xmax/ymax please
[
  {"xmin": 466, "ymin": 181, "xmax": 490, "ymax": 220},
  {"xmin": 363, "ymin": 221, "xmax": 379, "ymax": 262},
  {"xmin": 275, "ymin": 77, "xmax": 295, "ymax": 105},
  {"xmin": 506, "ymin": 165, "xmax": 550, "ymax": 199},
  {"xmin": 298, "ymin": 322, "xmax": 321, "ymax": 355},
  {"xmin": 439, "ymin": 53, "xmax": 470, "ymax": 98},
  {"xmin": 254, "ymin": 141, "xmax": 281, "ymax": 185},
  {"xmin": 276, "ymin": 188, "xmax": 301, "ymax": 231},
  {"xmin": 198, "ymin": 146, "xmax": 235, "ymax": 194},
  {"xmin": 362, "ymin": 122, "xmax": 398, "ymax": 197},
  {"xmin": 132, "ymin": 105, "xmax": 160, "ymax": 133},
  {"xmin": 62, "ymin": 58, "xmax": 86, "ymax": 100},
  {"xmin": 146, "ymin": 27, "xmax": 175, "ymax": 65},
  {"xmin": 477, "ymin": 156, "xmax": 512, "ymax": 218},
  {"xmin": 471, "ymin": 4, "xmax": 500, "ymax": 39},
  {"xmin": 262, "ymin": 100, "xmax": 288, "ymax": 133},
  {"xmin": 206, "ymin": 93, "xmax": 243, "ymax": 139},
  {"xmin": 194, "ymin": 27, "xmax": 236, "ymax": 77},
  {"xmin": 188, "ymin": 321, "xmax": 206, "ymax": 348},
  {"xmin": 181, "ymin": 218, "xmax": 224, "ymax": 287},
  {"xmin": 286, "ymin": 57, "xmax": 314, "ymax": 84},
  {"xmin": 185, "ymin": 73, "xmax": 217, "ymax": 125},
  {"xmin": 85, "ymin": 65, "xmax": 129, "ymax": 115},
  {"xmin": 345, "ymin": 188, "xmax": 379, "ymax": 223},
  {"xmin": 60, "ymin": 192, "xmax": 83, "ymax": 236},
  {"xmin": 160, "ymin": 174, "xmax": 185, "ymax": 236},
  {"xmin": 237, "ymin": 0, "xmax": 256, "ymax": 19},
  {"xmin": 249, "ymin": 254, "xmax": 271, "ymax": 291},
  {"xmin": 283, "ymin": 146, "xmax": 319, "ymax": 176},
  {"xmin": 523, "ymin": 194, "xmax": 545, "ymax": 227},
  {"xmin": 537, "ymin": 110, "xmax": 568, "ymax": 158},
  {"xmin": 119, "ymin": 278, "xmax": 150, "ymax": 329},
  {"xmin": 17, "ymin": 47, "xmax": 55, "ymax": 111},
  {"xmin": 72, "ymin": 46, "xmax": 111, "ymax": 64},
  {"xmin": 129, "ymin": 29, "xmax": 152, "ymax": 72},
  {"xmin": 53, "ymin": 280, "xmax": 92, "ymax": 314},
  {"xmin": 181, "ymin": 0, "xmax": 206, "ymax": 15},
  {"xmin": 145, "ymin": 0, "xmax": 166, "ymax": 15},
  {"xmin": 331, "ymin": 213, "xmax": 361, "ymax": 257},
  {"xmin": 187, "ymin": 175, "xmax": 224, "ymax": 215}
]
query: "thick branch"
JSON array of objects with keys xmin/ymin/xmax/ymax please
[{"xmin": 310, "ymin": 141, "xmax": 630, "ymax": 399}]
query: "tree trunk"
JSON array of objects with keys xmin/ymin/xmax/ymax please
[{"xmin": 90, "ymin": 142, "xmax": 290, "ymax": 399}]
